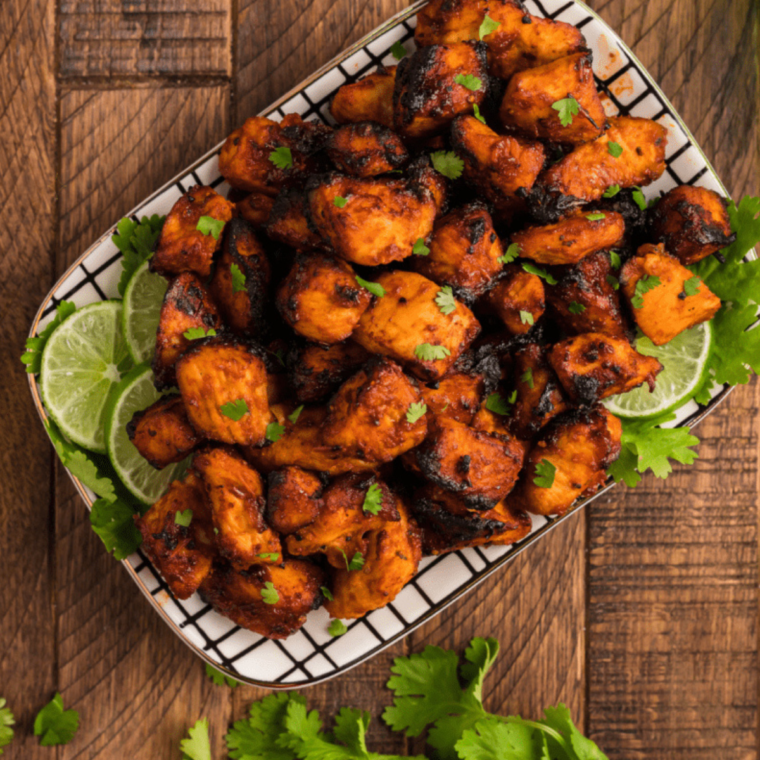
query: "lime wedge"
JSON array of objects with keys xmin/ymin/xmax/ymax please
[
  {"xmin": 40, "ymin": 301, "xmax": 133, "ymax": 453},
  {"xmin": 604, "ymin": 322, "xmax": 712, "ymax": 419},
  {"xmin": 104, "ymin": 363, "xmax": 189, "ymax": 505},
  {"xmin": 121, "ymin": 258, "xmax": 167, "ymax": 364}
]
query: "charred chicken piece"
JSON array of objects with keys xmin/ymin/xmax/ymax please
[
  {"xmin": 548, "ymin": 332, "xmax": 662, "ymax": 404},
  {"xmin": 326, "ymin": 121, "xmax": 409, "ymax": 177},
  {"xmin": 267, "ymin": 467, "xmax": 324, "ymax": 535},
  {"xmin": 151, "ymin": 185, "xmax": 235, "ymax": 278},
  {"xmin": 421, "ymin": 371, "xmax": 484, "ymax": 424},
  {"xmin": 265, "ymin": 188, "xmax": 325, "ymax": 250},
  {"xmin": 648, "ymin": 185, "xmax": 735, "ymax": 265},
  {"xmin": 330, "ymin": 65, "xmax": 397, "ymax": 128},
  {"xmin": 127, "ymin": 394, "xmax": 201, "ymax": 469},
  {"xmin": 288, "ymin": 340, "xmax": 370, "ymax": 404},
  {"xmin": 152, "ymin": 272, "xmax": 223, "ymax": 390},
  {"xmin": 135, "ymin": 472, "xmax": 215, "ymax": 599},
  {"xmin": 200, "ymin": 559, "xmax": 325, "ymax": 639},
  {"xmin": 511, "ymin": 405, "xmax": 621, "ymax": 516},
  {"xmin": 353, "ymin": 270, "xmax": 481, "ymax": 381},
  {"xmin": 483, "ymin": 266, "xmax": 545, "ymax": 335},
  {"xmin": 175, "ymin": 336, "xmax": 273, "ymax": 446},
  {"xmin": 236, "ymin": 192, "xmax": 275, "ymax": 229},
  {"xmin": 620, "ymin": 243, "xmax": 721, "ymax": 345}
]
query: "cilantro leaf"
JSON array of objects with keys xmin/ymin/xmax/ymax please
[
  {"xmin": 631, "ymin": 274, "xmax": 662, "ymax": 308},
  {"xmin": 519, "ymin": 310, "xmax": 534, "ymax": 326},
  {"xmin": 541, "ymin": 704, "xmax": 610, "ymax": 760},
  {"xmin": 33, "ymin": 693, "xmax": 79, "ymax": 747},
  {"xmin": 455, "ymin": 73, "xmax": 482, "ymax": 91},
  {"xmin": 607, "ymin": 141, "xmax": 623, "ymax": 158},
  {"xmin": 205, "ymin": 663, "xmax": 240, "ymax": 688},
  {"xmin": 321, "ymin": 586, "xmax": 334, "ymax": 601},
  {"xmin": 455, "ymin": 719, "xmax": 548, "ymax": 760},
  {"xmin": 522, "ymin": 262, "xmax": 558, "ymax": 285},
  {"xmin": 533, "ymin": 459, "xmax": 556, "ymax": 488},
  {"xmin": 221, "ymin": 398, "xmax": 249, "ymax": 421},
  {"xmin": 259, "ymin": 552, "xmax": 280, "ymax": 562},
  {"xmin": 329, "ymin": 619, "xmax": 348, "ymax": 637},
  {"xmin": 498, "ymin": 242, "xmax": 520, "ymax": 265},
  {"xmin": 261, "ymin": 581, "xmax": 279, "ymax": 605},
  {"xmin": 183, "ymin": 327, "xmax": 217, "ymax": 340},
  {"xmin": 406, "ymin": 402, "xmax": 427, "ymax": 424},
  {"xmin": 288, "ymin": 405, "xmax": 304, "ymax": 424},
  {"xmin": 334, "ymin": 196, "xmax": 349, "ymax": 208},
  {"xmin": 603, "ymin": 184, "xmax": 621, "ymax": 198},
  {"xmin": 609, "ymin": 251, "xmax": 622, "ymax": 269},
  {"xmin": 196, "ymin": 215, "xmax": 226, "ymax": 241},
  {"xmin": 269, "ymin": 146, "xmax": 293, "ymax": 170},
  {"xmin": 181, "ymin": 718, "xmax": 211, "ymax": 760},
  {"xmin": 347, "ymin": 551, "xmax": 365, "ymax": 571},
  {"xmin": 415, "ymin": 343, "xmax": 451, "ymax": 361},
  {"xmin": 362, "ymin": 482, "xmax": 384, "ymax": 515},
  {"xmin": 226, "ymin": 692, "xmax": 302, "ymax": 760},
  {"xmin": 266, "ymin": 422, "xmax": 286, "ymax": 443},
  {"xmin": 606, "ymin": 274, "xmax": 620, "ymax": 290},
  {"xmin": 682, "ymin": 275, "xmax": 701, "ymax": 297},
  {"xmin": 390, "ymin": 40, "xmax": 407, "ymax": 60},
  {"xmin": 90, "ymin": 498, "xmax": 142, "ymax": 559},
  {"xmin": 0, "ymin": 698, "xmax": 14, "ymax": 753},
  {"xmin": 586, "ymin": 212, "xmax": 606, "ymax": 221},
  {"xmin": 231, "ymin": 263, "xmax": 247, "ymax": 293},
  {"xmin": 521, "ymin": 369, "xmax": 534, "ymax": 389},
  {"xmin": 413, "ymin": 237, "xmax": 430, "ymax": 255},
  {"xmin": 21, "ymin": 300, "xmax": 76, "ymax": 374},
  {"xmin": 631, "ymin": 186, "xmax": 647, "ymax": 210},
  {"xmin": 479, "ymin": 13, "xmax": 501, "ymax": 39},
  {"xmin": 356, "ymin": 276, "xmax": 386, "ymax": 298},
  {"xmin": 113, "ymin": 214, "xmax": 165, "ymax": 297},
  {"xmin": 568, "ymin": 301, "xmax": 586, "ymax": 315},
  {"xmin": 472, "ymin": 104, "xmax": 486, "ymax": 125},
  {"xmin": 551, "ymin": 97, "xmax": 580, "ymax": 127},
  {"xmin": 485, "ymin": 393, "xmax": 510, "ymax": 416},
  {"xmin": 175, "ymin": 509, "xmax": 193, "ymax": 527},
  {"xmin": 430, "ymin": 151, "xmax": 464, "ymax": 180},
  {"xmin": 435, "ymin": 286, "xmax": 457, "ymax": 315}
]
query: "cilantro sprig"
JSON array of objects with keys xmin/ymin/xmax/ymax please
[
  {"xmin": 113, "ymin": 214, "xmax": 165, "ymax": 297},
  {"xmin": 34, "ymin": 693, "xmax": 79, "ymax": 747},
  {"xmin": 362, "ymin": 482, "xmax": 384, "ymax": 514},
  {"xmin": 21, "ymin": 300, "xmax": 76, "ymax": 375},
  {"xmin": 430, "ymin": 151, "xmax": 464, "ymax": 180},
  {"xmin": 551, "ymin": 97, "xmax": 579, "ymax": 127},
  {"xmin": 0, "ymin": 698, "xmax": 14, "ymax": 753}
]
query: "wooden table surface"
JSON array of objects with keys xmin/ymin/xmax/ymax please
[{"xmin": 2, "ymin": 1, "xmax": 758, "ymax": 758}]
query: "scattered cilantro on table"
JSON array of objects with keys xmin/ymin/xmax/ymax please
[
  {"xmin": 205, "ymin": 663, "xmax": 240, "ymax": 688},
  {"xmin": 181, "ymin": 718, "xmax": 211, "ymax": 760},
  {"xmin": 112, "ymin": 215, "xmax": 165, "ymax": 297},
  {"xmin": 33, "ymin": 693, "xmax": 79, "ymax": 747},
  {"xmin": 0, "ymin": 698, "xmax": 14, "ymax": 754}
]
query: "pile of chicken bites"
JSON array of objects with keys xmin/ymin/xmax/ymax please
[{"xmin": 130, "ymin": 0, "xmax": 736, "ymax": 640}]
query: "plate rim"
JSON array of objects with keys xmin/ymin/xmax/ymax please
[{"xmin": 26, "ymin": 0, "xmax": 743, "ymax": 689}]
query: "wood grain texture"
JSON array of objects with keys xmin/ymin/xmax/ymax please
[
  {"xmin": 59, "ymin": 1, "xmax": 231, "ymax": 79},
  {"xmin": 0, "ymin": 0, "xmax": 58, "ymax": 757}
]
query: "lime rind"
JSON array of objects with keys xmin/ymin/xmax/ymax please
[
  {"xmin": 40, "ymin": 301, "xmax": 132, "ymax": 453},
  {"xmin": 121, "ymin": 258, "xmax": 168, "ymax": 364}
]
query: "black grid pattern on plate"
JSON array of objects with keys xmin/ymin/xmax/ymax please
[{"xmin": 30, "ymin": 0, "xmax": 740, "ymax": 686}]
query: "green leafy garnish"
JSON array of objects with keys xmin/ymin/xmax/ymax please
[
  {"xmin": 221, "ymin": 398, "xmax": 249, "ymax": 421},
  {"xmin": 113, "ymin": 214, "xmax": 165, "ymax": 297},
  {"xmin": 181, "ymin": 717, "xmax": 211, "ymax": 760},
  {"xmin": 519, "ymin": 310, "xmax": 534, "ymax": 326},
  {"xmin": 21, "ymin": 300, "xmax": 76, "ymax": 374},
  {"xmin": 631, "ymin": 186, "xmax": 647, "ymax": 210},
  {"xmin": 226, "ymin": 692, "xmax": 301, "ymax": 759},
  {"xmin": 603, "ymin": 184, "xmax": 621, "ymax": 198},
  {"xmin": 606, "ymin": 274, "xmax": 620, "ymax": 290},
  {"xmin": 342, "ymin": 550, "xmax": 365, "ymax": 572},
  {"xmin": 522, "ymin": 262, "xmax": 558, "ymax": 285},
  {"xmin": 34, "ymin": 693, "xmax": 79, "ymax": 747},
  {"xmin": 329, "ymin": 619, "xmax": 348, "ymax": 637},
  {"xmin": 90, "ymin": 498, "xmax": 142, "ymax": 559},
  {"xmin": 288, "ymin": 405, "xmax": 304, "ymax": 424},
  {"xmin": 362, "ymin": 482, "xmax": 384, "ymax": 515},
  {"xmin": 390, "ymin": 40, "xmax": 407, "ymax": 60},
  {"xmin": 266, "ymin": 422, "xmax": 286, "ymax": 442},
  {"xmin": 485, "ymin": 393, "xmax": 510, "ymax": 416},
  {"xmin": 586, "ymin": 212, "xmax": 606, "ymax": 221},
  {"xmin": 413, "ymin": 237, "xmax": 430, "ymax": 255},
  {"xmin": 479, "ymin": 13, "xmax": 501, "ymax": 38},
  {"xmin": 356, "ymin": 275, "xmax": 386, "ymax": 298},
  {"xmin": 0, "ymin": 698, "xmax": 14, "ymax": 754},
  {"xmin": 607, "ymin": 141, "xmax": 623, "ymax": 158},
  {"xmin": 259, "ymin": 552, "xmax": 281, "ymax": 562},
  {"xmin": 472, "ymin": 103, "xmax": 486, "ymax": 125},
  {"xmin": 551, "ymin": 97, "xmax": 580, "ymax": 127},
  {"xmin": 334, "ymin": 196, "xmax": 348, "ymax": 208},
  {"xmin": 682, "ymin": 275, "xmax": 702, "ymax": 297},
  {"xmin": 406, "ymin": 402, "xmax": 428, "ymax": 424},
  {"xmin": 631, "ymin": 274, "xmax": 662, "ymax": 308},
  {"xmin": 231, "ymin": 263, "xmax": 247, "ymax": 293},
  {"xmin": 435, "ymin": 286, "xmax": 457, "ymax": 315},
  {"xmin": 183, "ymin": 327, "xmax": 217, "ymax": 340},
  {"xmin": 455, "ymin": 73, "xmax": 482, "ymax": 91},
  {"xmin": 430, "ymin": 151, "xmax": 464, "ymax": 180},
  {"xmin": 521, "ymin": 369, "xmax": 534, "ymax": 389},
  {"xmin": 196, "ymin": 215, "xmax": 226, "ymax": 241},
  {"xmin": 610, "ymin": 251, "xmax": 622, "ymax": 269},
  {"xmin": 568, "ymin": 301, "xmax": 586, "ymax": 315},
  {"xmin": 206, "ymin": 663, "xmax": 240, "ymax": 688},
  {"xmin": 499, "ymin": 242, "xmax": 520, "ymax": 264},
  {"xmin": 321, "ymin": 586, "xmax": 334, "ymax": 601},
  {"xmin": 415, "ymin": 343, "xmax": 452, "ymax": 361},
  {"xmin": 261, "ymin": 581, "xmax": 280, "ymax": 605},
  {"xmin": 533, "ymin": 459, "xmax": 556, "ymax": 488},
  {"xmin": 269, "ymin": 146, "xmax": 293, "ymax": 170},
  {"xmin": 175, "ymin": 509, "xmax": 193, "ymax": 527}
]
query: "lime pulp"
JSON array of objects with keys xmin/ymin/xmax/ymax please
[{"xmin": 121, "ymin": 259, "xmax": 167, "ymax": 364}]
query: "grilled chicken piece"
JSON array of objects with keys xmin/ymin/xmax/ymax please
[
  {"xmin": 620, "ymin": 243, "xmax": 721, "ymax": 345},
  {"xmin": 421, "ymin": 371, "xmax": 484, "ymax": 424},
  {"xmin": 326, "ymin": 121, "xmax": 409, "ymax": 177},
  {"xmin": 412, "ymin": 201, "xmax": 504, "ymax": 298},
  {"xmin": 307, "ymin": 163, "xmax": 446, "ymax": 266},
  {"xmin": 393, "ymin": 41, "xmax": 488, "ymax": 139},
  {"xmin": 200, "ymin": 559, "xmax": 325, "ymax": 639},
  {"xmin": 330, "ymin": 65, "xmax": 397, "ymax": 128},
  {"xmin": 265, "ymin": 188, "xmax": 325, "ymax": 250},
  {"xmin": 509, "ymin": 343, "xmax": 568, "ymax": 440},
  {"xmin": 548, "ymin": 332, "xmax": 662, "ymax": 404},
  {"xmin": 451, "ymin": 115, "xmax": 545, "ymax": 219},
  {"xmin": 288, "ymin": 340, "xmax": 370, "ymax": 404},
  {"xmin": 324, "ymin": 497, "xmax": 421, "ymax": 619},
  {"xmin": 406, "ymin": 415, "xmax": 525, "ymax": 509},
  {"xmin": 286, "ymin": 474, "xmax": 399, "ymax": 567},
  {"xmin": 415, "ymin": 0, "xmax": 587, "ymax": 80},
  {"xmin": 245, "ymin": 405, "xmax": 377, "ymax": 475},
  {"xmin": 413, "ymin": 484, "xmax": 531, "ymax": 554},
  {"xmin": 322, "ymin": 358, "xmax": 428, "ymax": 463},
  {"xmin": 135, "ymin": 472, "xmax": 215, "ymax": 599},
  {"xmin": 193, "ymin": 446, "xmax": 280, "ymax": 571},
  {"xmin": 512, "ymin": 210, "xmax": 626, "ymax": 266},
  {"xmin": 649, "ymin": 185, "xmax": 735, "ymax": 265},
  {"xmin": 547, "ymin": 251, "xmax": 628, "ymax": 338},
  {"xmin": 175, "ymin": 336, "xmax": 272, "ymax": 446},
  {"xmin": 151, "ymin": 185, "xmax": 235, "ymax": 278},
  {"xmin": 127, "ymin": 394, "xmax": 201, "ymax": 469},
  {"xmin": 152, "ymin": 273, "xmax": 223, "ymax": 390},
  {"xmin": 276, "ymin": 253, "xmax": 372, "ymax": 344},
  {"xmin": 353, "ymin": 270, "xmax": 481, "ymax": 381},
  {"xmin": 500, "ymin": 52, "xmax": 605, "ymax": 144},
  {"xmin": 218, "ymin": 113, "xmax": 331, "ymax": 195},
  {"xmin": 511, "ymin": 405, "xmax": 621, "ymax": 516},
  {"xmin": 209, "ymin": 218, "xmax": 270, "ymax": 339},
  {"xmin": 236, "ymin": 192, "xmax": 275, "ymax": 229},
  {"xmin": 483, "ymin": 266, "xmax": 545, "ymax": 335},
  {"xmin": 267, "ymin": 467, "xmax": 324, "ymax": 535}
]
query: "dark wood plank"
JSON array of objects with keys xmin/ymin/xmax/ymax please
[
  {"xmin": 59, "ymin": 1, "xmax": 231, "ymax": 79},
  {"xmin": 0, "ymin": 0, "xmax": 58, "ymax": 757},
  {"xmin": 56, "ymin": 85, "xmax": 233, "ymax": 760}
]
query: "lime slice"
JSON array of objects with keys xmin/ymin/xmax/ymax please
[
  {"xmin": 40, "ymin": 301, "xmax": 133, "ymax": 453},
  {"xmin": 604, "ymin": 322, "xmax": 712, "ymax": 419},
  {"xmin": 105, "ymin": 363, "xmax": 189, "ymax": 505},
  {"xmin": 121, "ymin": 258, "xmax": 167, "ymax": 364}
]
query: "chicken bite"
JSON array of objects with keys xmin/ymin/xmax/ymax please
[
  {"xmin": 135, "ymin": 472, "xmax": 215, "ymax": 599},
  {"xmin": 648, "ymin": 185, "xmax": 735, "ymax": 265},
  {"xmin": 200, "ymin": 559, "xmax": 325, "ymax": 639},
  {"xmin": 321, "ymin": 358, "xmax": 428, "ymax": 463},
  {"xmin": 482, "ymin": 266, "xmax": 545, "ymax": 335},
  {"xmin": 276, "ymin": 253, "xmax": 372, "ymax": 344},
  {"xmin": 265, "ymin": 188, "xmax": 326, "ymax": 250},
  {"xmin": 152, "ymin": 272, "xmax": 224, "ymax": 390},
  {"xmin": 353, "ymin": 270, "xmax": 481, "ymax": 381},
  {"xmin": 236, "ymin": 192, "xmax": 275, "ymax": 229},
  {"xmin": 151, "ymin": 185, "xmax": 235, "ymax": 278},
  {"xmin": 326, "ymin": 121, "xmax": 409, "ymax": 177},
  {"xmin": 619, "ymin": 243, "xmax": 721, "ymax": 345},
  {"xmin": 288, "ymin": 340, "xmax": 370, "ymax": 404},
  {"xmin": 421, "ymin": 371, "xmax": 484, "ymax": 424},
  {"xmin": 330, "ymin": 65, "xmax": 397, "ymax": 128},
  {"xmin": 267, "ymin": 467, "xmax": 324, "ymax": 535},
  {"xmin": 511, "ymin": 405, "xmax": 621, "ymax": 516},
  {"xmin": 175, "ymin": 336, "xmax": 273, "ymax": 446},
  {"xmin": 548, "ymin": 332, "xmax": 662, "ymax": 404},
  {"xmin": 127, "ymin": 394, "xmax": 201, "ymax": 469}
]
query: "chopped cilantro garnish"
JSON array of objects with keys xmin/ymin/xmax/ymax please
[
  {"xmin": 220, "ymin": 398, "xmax": 249, "ymax": 421},
  {"xmin": 479, "ymin": 13, "xmax": 501, "ymax": 38},
  {"xmin": 362, "ymin": 482, "xmax": 383, "ymax": 515},
  {"xmin": 472, "ymin": 103, "xmax": 486, "ymax": 124},
  {"xmin": 586, "ymin": 212, "xmax": 606, "ymax": 221},
  {"xmin": 632, "ymin": 186, "xmax": 648, "ymax": 210},
  {"xmin": 288, "ymin": 405, "xmax": 304, "ymax": 424},
  {"xmin": 174, "ymin": 509, "xmax": 193, "ymax": 527},
  {"xmin": 568, "ymin": 301, "xmax": 586, "ymax": 315},
  {"xmin": 430, "ymin": 150, "xmax": 464, "ymax": 180},
  {"xmin": 603, "ymin": 184, "xmax": 621, "ymax": 198},
  {"xmin": 521, "ymin": 369, "xmax": 534, "ymax": 389},
  {"xmin": 196, "ymin": 215, "xmax": 226, "ymax": 240},
  {"xmin": 631, "ymin": 274, "xmax": 662, "ymax": 308},
  {"xmin": 454, "ymin": 73, "xmax": 482, "ymax": 91},
  {"xmin": 269, "ymin": 146, "xmax": 293, "ymax": 169},
  {"xmin": 435, "ymin": 286, "xmax": 457, "ymax": 315},
  {"xmin": 682, "ymin": 275, "xmax": 702, "ymax": 297},
  {"xmin": 522, "ymin": 261, "xmax": 558, "ymax": 285},
  {"xmin": 485, "ymin": 392, "xmax": 511, "ymax": 416},
  {"xmin": 183, "ymin": 327, "xmax": 216, "ymax": 340},
  {"xmin": 519, "ymin": 310, "xmax": 534, "ymax": 325},
  {"xmin": 607, "ymin": 141, "xmax": 624, "ymax": 158},
  {"xmin": 261, "ymin": 581, "xmax": 279, "ymax": 605},
  {"xmin": 390, "ymin": 40, "xmax": 407, "ymax": 60},
  {"xmin": 329, "ymin": 619, "xmax": 348, "ymax": 637},
  {"xmin": 266, "ymin": 422, "xmax": 286, "ymax": 442},
  {"xmin": 415, "ymin": 343, "xmax": 451, "ymax": 361},
  {"xmin": 406, "ymin": 402, "xmax": 427, "ymax": 424},
  {"xmin": 355, "ymin": 275, "xmax": 386, "ymax": 298},
  {"xmin": 533, "ymin": 459, "xmax": 556, "ymax": 488},
  {"xmin": 333, "ymin": 195, "xmax": 348, "ymax": 208},
  {"xmin": 230, "ymin": 263, "xmax": 247, "ymax": 293},
  {"xmin": 413, "ymin": 237, "xmax": 430, "ymax": 255},
  {"xmin": 499, "ymin": 242, "xmax": 520, "ymax": 264},
  {"xmin": 551, "ymin": 97, "xmax": 580, "ymax": 127}
]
